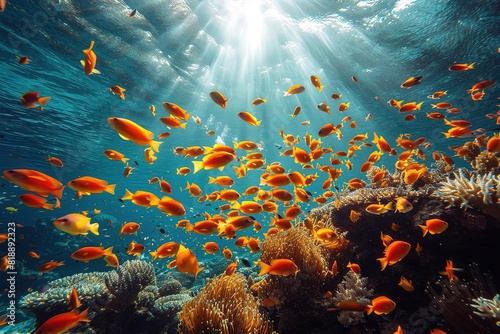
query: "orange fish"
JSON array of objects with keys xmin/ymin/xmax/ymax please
[
  {"xmin": 110, "ymin": 85, "xmax": 126, "ymax": 99},
  {"xmin": 467, "ymin": 79, "xmax": 495, "ymax": 93},
  {"xmin": 398, "ymin": 276, "xmax": 414, "ymax": 292},
  {"xmin": 108, "ymin": 117, "xmax": 162, "ymax": 152},
  {"xmin": 150, "ymin": 242, "xmax": 180, "ymax": 261},
  {"xmin": 398, "ymin": 102, "xmax": 423, "ymax": 113},
  {"xmin": 192, "ymin": 151, "xmax": 235, "ymax": 173},
  {"xmin": 33, "ymin": 308, "xmax": 90, "ymax": 334},
  {"xmin": 162, "ymin": 102, "xmax": 191, "ymax": 121},
  {"xmin": 118, "ymin": 222, "xmax": 140, "ymax": 235},
  {"xmin": 366, "ymin": 296, "xmax": 396, "ymax": 315},
  {"xmin": 160, "ymin": 116, "xmax": 187, "ymax": 129},
  {"xmin": 53, "ymin": 213, "xmax": 99, "ymax": 236},
  {"xmin": 157, "ymin": 196, "xmax": 186, "ymax": 216},
  {"xmin": 238, "ymin": 111, "xmax": 261, "ymax": 126},
  {"xmin": 38, "ymin": 260, "xmax": 64, "ymax": 273},
  {"xmin": 104, "ymin": 254, "xmax": 119, "ymax": 267},
  {"xmin": 46, "ymin": 155, "xmax": 63, "ymax": 167},
  {"xmin": 331, "ymin": 93, "xmax": 342, "ymax": 100},
  {"xmin": 21, "ymin": 91, "xmax": 51, "ymax": 108},
  {"xmin": 209, "ymin": 91, "xmax": 229, "ymax": 109},
  {"xmin": 19, "ymin": 193, "xmax": 59, "ymax": 210},
  {"xmin": 28, "ymin": 251, "xmax": 40, "ymax": 259},
  {"xmin": 185, "ymin": 220, "xmax": 219, "ymax": 234},
  {"xmin": 222, "ymin": 246, "xmax": 233, "ymax": 260},
  {"xmin": 127, "ymin": 240, "xmax": 145, "ymax": 256},
  {"xmin": 365, "ymin": 202, "xmax": 393, "ymax": 215},
  {"xmin": 67, "ymin": 176, "xmax": 116, "ymax": 195},
  {"xmin": 5, "ymin": 169, "xmax": 64, "ymax": 200},
  {"xmin": 310, "ymin": 75, "xmax": 324, "ymax": 92},
  {"xmin": 394, "ymin": 197, "xmax": 413, "ymax": 213},
  {"xmin": 448, "ymin": 62, "xmax": 474, "ymax": 71},
  {"xmin": 121, "ymin": 189, "xmax": 160, "ymax": 207},
  {"xmin": 258, "ymin": 259, "xmax": 299, "ymax": 277},
  {"xmin": 377, "ymin": 240, "xmax": 411, "ymax": 271},
  {"xmin": 338, "ymin": 102, "xmax": 350, "ymax": 112},
  {"xmin": 419, "ymin": 218, "xmax": 448, "ymax": 236},
  {"xmin": 80, "ymin": 41, "xmax": 100, "ymax": 75},
  {"xmin": 252, "ymin": 98, "xmax": 267, "ymax": 106},
  {"xmin": 16, "ymin": 55, "xmax": 30, "ymax": 64},
  {"xmin": 439, "ymin": 259, "xmax": 463, "ymax": 283},
  {"xmin": 317, "ymin": 102, "xmax": 331, "ymax": 115},
  {"xmin": 175, "ymin": 244, "xmax": 204, "ymax": 277},
  {"xmin": 71, "ymin": 246, "xmax": 114, "ymax": 262},
  {"xmin": 284, "ymin": 84, "xmax": 305, "ymax": 96},
  {"xmin": 103, "ymin": 149, "xmax": 129, "ymax": 164},
  {"xmin": 202, "ymin": 241, "xmax": 220, "ymax": 254},
  {"xmin": 400, "ymin": 76, "xmax": 422, "ymax": 88}
]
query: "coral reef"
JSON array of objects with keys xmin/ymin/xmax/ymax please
[
  {"xmin": 427, "ymin": 263, "xmax": 500, "ymax": 333},
  {"xmin": 178, "ymin": 273, "xmax": 273, "ymax": 334},
  {"xmin": 21, "ymin": 260, "xmax": 192, "ymax": 334},
  {"xmin": 437, "ymin": 169, "xmax": 500, "ymax": 222},
  {"xmin": 332, "ymin": 271, "xmax": 373, "ymax": 327},
  {"xmin": 105, "ymin": 259, "xmax": 156, "ymax": 309}
]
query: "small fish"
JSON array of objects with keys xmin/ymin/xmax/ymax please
[
  {"xmin": 210, "ymin": 91, "xmax": 229, "ymax": 109},
  {"xmin": 400, "ymin": 76, "xmax": 422, "ymax": 89},
  {"xmin": 310, "ymin": 75, "xmax": 324, "ymax": 92},
  {"xmin": 16, "ymin": 55, "xmax": 30, "ymax": 64},
  {"xmin": 448, "ymin": 62, "xmax": 474, "ymax": 71},
  {"xmin": 240, "ymin": 258, "xmax": 251, "ymax": 267},
  {"xmin": 110, "ymin": 85, "xmax": 126, "ymax": 100},
  {"xmin": 128, "ymin": 8, "xmax": 137, "ymax": 17},
  {"xmin": 21, "ymin": 91, "xmax": 51, "ymax": 109},
  {"xmin": 283, "ymin": 84, "xmax": 305, "ymax": 96}
]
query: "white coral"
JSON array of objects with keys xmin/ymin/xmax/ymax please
[
  {"xmin": 470, "ymin": 294, "xmax": 500, "ymax": 321},
  {"xmin": 438, "ymin": 169, "xmax": 499, "ymax": 209},
  {"xmin": 332, "ymin": 271, "xmax": 373, "ymax": 327}
]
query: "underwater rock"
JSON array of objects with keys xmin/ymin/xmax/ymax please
[
  {"xmin": 158, "ymin": 277, "xmax": 183, "ymax": 297},
  {"xmin": 152, "ymin": 293, "xmax": 192, "ymax": 318}
]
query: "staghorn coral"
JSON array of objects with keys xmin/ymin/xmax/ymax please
[
  {"xmin": 426, "ymin": 263, "xmax": 499, "ymax": 333},
  {"xmin": 105, "ymin": 259, "xmax": 156, "ymax": 309},
  {"xmin": 178, "ymin": 273, "xmax": 273, "ymax": 334},
  {"xmin": 20, "ymin": 272, "xmax": 109, "ymax": 313},
  {"xmin": 438, "ymin": 169, "xmax": 500, "ymax": 221},
  {"xmin": 332, "ymin": 271, "xmax": 373, "ymax": 327}
]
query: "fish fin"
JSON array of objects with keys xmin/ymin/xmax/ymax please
[
  {"xmin": 103, "ymin": 246, "xmax": 114, "ymax": 256},
  {"xmin": 38, "ymin": 96, "xmax": 51, "ymax": 106},
  {"xmin": 366, "ymin": 304, "xmax": 373, "ymax": 315},
  {"xmin": 105, "ymin": 184, "xmax": 116, "ymax": 195},
  {"xmin": 89, "ymin": 223, "xmax": 99, "ymax": 236},
  {"xmin": 80, "ymin": 60, "xmax": 86, "ymax": 67},
  {"xmin": 194, "ymin": 266, "xmax": 204, "ymax": 278},
  {"xmin": 185, "ymin": 222, "xmax": 194, "ymax": 232},
  {"xmin": 149, "ymin": 251, "xmax": 158, "ymax": 261},
  {"xmin": 377, "ymin": 257, "xmax": 388, "ymax": 271},
  {"xmin": 192, "ymin": 161, "xmax": 204, "ymax": 174},
  {"xmin": 122, "ymin": 189, "xmax": 134, "ymax": 201},
  {"xmin": 418, "ymin": 225, "xmax": 428, "ymax": 237},
  {"xmin": 121, "ymin": 157, "xmax": 129, "ymax": 164},
  {"xmin": 258, "ymin": 260, "xmax": 271, "ymax": 276},
  {"xmin": 118, "ymin": 133, "xmax": 130, "ymax": 141},
  {"xmin": 77, "ymin": 308, "xmax": 91, "ymax": 322},
  {"xmin": 149, "ymin": 140, "xmax": 162, "ymax": 153},
  {"xmin": 318, "ymin": 85, "xmax": 324, "ymax": 92},
  {"xmin": 92, "ymin": 68, "xmax": 100, "ymax": 74}
]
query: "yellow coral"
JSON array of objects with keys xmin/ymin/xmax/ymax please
[{"xmin": 178, "ymin": 273, "xmax": 273, "ymax": 334}]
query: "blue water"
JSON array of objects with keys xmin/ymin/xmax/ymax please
[{"xmin": 0, "ymin": 0, "xmax": 499, "ymax": 333}]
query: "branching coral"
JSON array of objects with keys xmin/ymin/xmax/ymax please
[
  {"xmin": 438, "ymin": 169, "xmax": 500, "ymax": 220},
  {"xmin": 332, "ymin": 271, "xmax": 373, "ymax": 327},
  {"xmin": 178, "ymin": 273, "xmax": 273, "ymax": 334}
]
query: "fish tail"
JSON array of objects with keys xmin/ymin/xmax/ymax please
[
  {"xmin": 149, "ymin": 196, "xmax": 160, "ymax": 207},
  {"xmin": 203, "ymin": 146, "xmax": 213, "ymax": 155},
  {"xmin": 121, "ymin": 157, "xmax": 129, "ymax": 164},
  {"xmin": 319, "ymin": 85, "xmax": 324, "ymax": 92},
  {"xmin": 377, "ymin": 257, "xmax": 388, "ymax": 271},
  {"xmin": 384, "ymin": 202, "xmax": 393, "ymax": 211},
  {"xmin": 208, "ymin": 176, "xmax": 216, "ymax": 184},
  {"xmin": 258, "ymin": 260, "xmax": 271, "ymax": 276},
  {"xmin": 105, "ymin": 184, "xmax": 116, "ymax": 195},
  {"xmin": 366, "ymin": 305, "xmax": 373, "ymax": 315},
  {"xmin": 231, "ymin": 201, "xmax": 241, "ymax": 210},
  {"xmin": 185, "ymin": 112, "xmax": 191, "ymax": 120},
  {"xmin": 77, "ymin": 307, "xmax": 91, "ymax": 322},
  {"xmin": 149, "ymin": 251, "xmax": 158, "ymax": 262},
  {"xmin": 122, "ymin": 189, "xmax": 134, "ymax": 201},
  {"xmin": 38, "ymin": 96, "xmax": 51, "ymax": 106},
  {"xmin": 86, "ymin": 41, "xmax": 95, "ymax": 52},
  {"xmin": 418, "ymin": 225, "xmax": 428, "ymax": 237},
  {"xmin": 192, "ymin": 161, "xmax": 204, "ymax": 174},
  {"xmin": 52, "ymin": 186, "xmax": 65, "ymax": 199},
  {"xmin": 469, "ymin": 62, "xmax": 475, "ymax": 69},
  {"xmin": 89, "ymin": 223, "xmax": 99, "ymax": 235},
  {"xmin": 255, "ymin": 120, "xmax": 262, "ymax": 126},
  {"xmin": 195, "ymin": 266, "xmax": 204, "ymax": 279},
  {"xmin": 185, "ymin": 222, "xmax": 194, "ymax": 232},
  {"xmin": 43, "ymin": 202, "xmax": 54, "ymax": 210},
  {"xmin": 416, "ymin": 102, "xmax": 423, "ymax": 110},
  {"xmin": 149, "ymin": 140, "xmax": 162, "ymax": 153},
  {"xmin": 103, "ymin": 246, "xmax": 114, "ymax": 256}
]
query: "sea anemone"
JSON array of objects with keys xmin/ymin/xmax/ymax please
[{"xmin": 178, "ymin": 273, "xmax": 273, "ymax": 334}]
